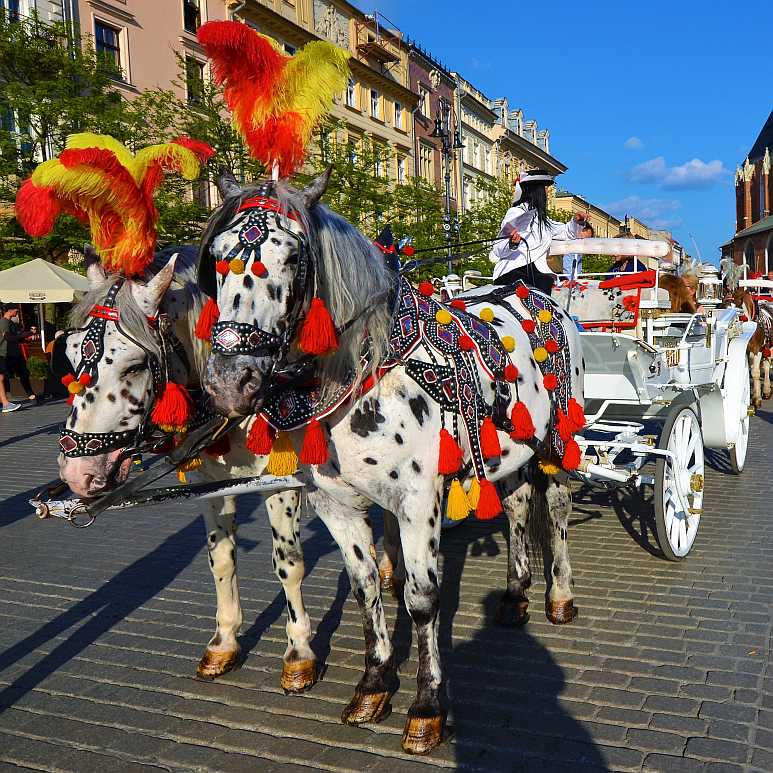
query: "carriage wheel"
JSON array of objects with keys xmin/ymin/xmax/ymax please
[
  {"xmin": 654, "ymin": 405, "xmax": 705, "ymax": 561},
  {"xmin": 729, "ymin": 362, "xmax": 751, "ymax": 475}
]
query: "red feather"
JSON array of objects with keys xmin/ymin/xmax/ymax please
[{"xmin": 15, "ymin": 180, "xmax": 62, "ymax": 237}]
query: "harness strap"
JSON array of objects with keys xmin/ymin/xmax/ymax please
[{"xmin": 237, "ymin": 196, "xmax": 299, "ymax": 220}]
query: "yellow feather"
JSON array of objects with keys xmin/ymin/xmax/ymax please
[
  {"xmin": 133, "ymin": 143, "xmax": 205, "ymax": 183},
  {"xmin": 65, "ymin": 132, "xmax": 135, "ymax": 171}
]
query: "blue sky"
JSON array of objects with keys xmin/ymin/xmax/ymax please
[{"xmin": 363, "ymin": 0, "xmax": 772, "ymax": 263}]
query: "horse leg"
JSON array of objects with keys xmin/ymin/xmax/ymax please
[
  {"xmin": 379, "ymin": 509, "xmax": 403, "ymax": 598},
  {"xmin": 308, "ymin": 489, "xmax": 396, "ymax": 726},
  {"xmin": 197, "ymin": 496, "xmax": 243, "ymax": 678},
  {"xmin": 397, "ymin": 486, "xmax": 445, "ymax": 755},
  {"xmin": 265, "ymin": 490, "xmax": 318, "ymax": 694},
  {"xmin": 543, "ymin": 476, "xmax": 577, "ymax": 624},
  {"xmin": 496, "ymin": 476, "xmax": 533, "ymax": 627},
  {"xmin": 762, "ymin": 355, "xmax": 772, "ymax": 400},
  {"xmin": 751, "ymin": 351, "xmax": 763, "ymax": 408}
]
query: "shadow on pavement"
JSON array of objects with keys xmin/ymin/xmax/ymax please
[
  {"xmin": 0, "ymin": 421, "xmax": 60, "ymax": 451},
  {"xmin": 0, "ymin": 485, "xmax": 51, "ymax": 529}
]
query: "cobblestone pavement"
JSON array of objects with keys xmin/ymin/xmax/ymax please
[{"xmin": 1, "ymin": 400, "xmax": 773, "ymax": 772}]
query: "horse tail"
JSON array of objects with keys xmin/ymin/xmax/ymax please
[{"xmin": 527, "ymin": 458, "xmax": 552, "ymax": 566}]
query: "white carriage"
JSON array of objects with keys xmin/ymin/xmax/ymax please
[{"xmin": 457, "ymin": 241, "xmax": 756, "ymax": 560}]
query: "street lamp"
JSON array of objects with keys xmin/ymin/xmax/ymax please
[{"xmin": 430, "ymin": 103, "xmax": 463, "ymax": 274}]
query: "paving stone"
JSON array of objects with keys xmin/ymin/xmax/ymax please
[
  {"xmin": 626, "ymin": 727, "xmax": 686, "ymax": 754},
  {"xmin": 684, "ymin": 737, "xmax": 748, "ymax": 763},
  {"xmin": 642, "ymin": 753, "xmax": 706, "ymax": 772}
]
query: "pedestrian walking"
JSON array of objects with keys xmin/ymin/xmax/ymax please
[
  {"xmin": 0, "ymin": 304, "xmax": 22, "ymax": 413},
  {"xmin": 2, "ymin": 304, "xmax": 37, "ymax": 404}
]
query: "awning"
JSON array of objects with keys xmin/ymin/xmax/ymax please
[{"xmin": 0, "ymin": 258, "xmax": 89, "ymax": 304}]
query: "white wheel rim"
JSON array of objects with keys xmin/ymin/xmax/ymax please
[
  {"xmin": 733, "ymin": 372, "xmax": 750, "ymax": 468},
  {"xmin": 662, "ymin": 410, "xmax": 704, "ymax": 557}
]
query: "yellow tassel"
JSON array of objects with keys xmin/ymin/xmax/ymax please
[
  {"xmin": 539, "ymin": 459, "xmax": 561, "ymax": 475},
  {"xmin": 466, "ymin": 477, "xmax": 481, "ymax": 509},
  {"xmin": 446, "ymin": 479, "xmax": 471, "ymax": 521},
  {"xmin": 176, "ymin": 455, "xmax": 202, "ymax": 483},
  {"xmin": 266, "ymin": 431, "xmax": 298, "ymax": 476}
]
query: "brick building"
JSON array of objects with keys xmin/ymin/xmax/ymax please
[{"xmin": 722, "ymin": 110, "xmax": 773, "ymax": 272}]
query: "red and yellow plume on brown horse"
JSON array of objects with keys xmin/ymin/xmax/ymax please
[
  {"xmin": 197, "ymin": 20, "xmax": 349, "ymax": 178},
  {"xmin": 15, "ymin": 133, "xmax": 214, "ymax": 276}
]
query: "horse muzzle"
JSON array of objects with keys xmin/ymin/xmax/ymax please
[
  {"xmin": 58, "ymin": 450, "xmax": 132, "ymax": 499},
  {"xmin": 204, "ymin": 353, "xmax": 271, "ymax": 417}
]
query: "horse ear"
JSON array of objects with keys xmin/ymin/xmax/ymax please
[
  {"xmin": 84, "ymin": 244, "xmax": 106, "ymax": 288},
  {"xmin": 302, "ymin": 166, "xmax": 332, "ymax": 209},
  {"xmin": 133, "ymin": 254, "xmax": 177, "ymax": 315},
  {"xmin": 216, "ymin": 168, "xmax": 241, "ymax": 201}
]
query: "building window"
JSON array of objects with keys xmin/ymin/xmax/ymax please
[
  {"xmin": 346, "ymin": 77, "xmax": 356, "ymax": 108},
  {"xmin": 484, "ymin": 147, "xmax": 490, "ymax": 174},
  {"xmin": 1, "ymin": 0, "xmax": 20, "ymax": 21},
  {"xmin": 95, "ymin": 21, "xmax": 122, "ymax": 72},
  {"xmin": 183, "ymin": 0, "xmax": 200, "ymax": 34},
  {"xmin": 370, "ymin": 89, "xmax": 380, "ymax": 119},
  {"xmin": 419, "ymin": 85, "xmax": 430, "ymax": 116},
  {"xmin": 394, "ymin": 101, "xmax": 402, "ymax": 130},
  {"xmin": 185, "ymin": 56, "xmax": 204, "ymax": 104},
  {"xmin": 397, "ymin": 157, "xmax": 406, "ymax": 183},
  {"xmin": 419, "ymin": 142, "xmax": 433, "ymax": 182},
  {"xmin": 347, "ymin": 138, "xmax": 358, "ymax": 164}
]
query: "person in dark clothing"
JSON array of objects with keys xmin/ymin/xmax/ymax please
[
  {"xmin": 607, "ymin": 254, "xmax": 647, "ymax": 274},
  {"xmin": 1, "ymin": 304, "xmax": 36, "ymax": 402}
]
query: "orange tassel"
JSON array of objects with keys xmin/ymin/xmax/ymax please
[
  {"xmin": 475, "ymin": 478, "xmax": 503, "ymax": 520},
  {"xmin": 300, "ymin": 418, "xmax": 328, "ymax": 465},
  {"xmin": 510, "ymin": 402, "xmax": 536, "ymax": 441},
  {"xmin": 562, "ymin": 438, "xmax": 581, "ymax": 471},
  {"xmin": 556, "ymin": 409, "xmax": 573, "ymax": 442},
  {"xmin": 480, "ymin": 416, "xmax": 501, "ymax": 459},
  {"xmin": 246, "ymin": 414, "xmax": 274, "ymax": 455},
  {"xmin": 205, "ymin": 433, "xmax": 231, "ymax": 457},
  {"xmin": 567, "ymin": 398, "xmax": 586, "ymax": 432},
  {"xmin": 438, "ymin": 428, "xmax": 463, "ymax": 475},
  {"xmin": 195, "ymin": 297, "xmax": 219, "ymax": 340},
  {"xmin": 151, "ymin": 382, "xmax": 192, "ymax": 431},
  {"xmin": 298, "ymin": 297, "xmax": 338, "ymax": 355}
]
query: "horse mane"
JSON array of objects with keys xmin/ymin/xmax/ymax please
[
  {"xmin": 659, "ymin": 274, "xmax": 697, "ymax": 314},
  {"xmin": 70, "ymin": 246, "xmax": 208, "ymax": 382}
]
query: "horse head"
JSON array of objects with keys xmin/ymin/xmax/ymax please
[{"xmin": 200, "ymin": 168, "xmax": 394, "ymax": 417}]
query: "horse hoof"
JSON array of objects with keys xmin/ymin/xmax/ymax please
[
  {"xmin": 401, "ymin": 713, "xmax": 445, "ymax": 755},
  {"xmin": 280, "ymin": 659, "xmax": 318, "ymax": 694},
  {"xmin": 546, "ymin": 599, "xmax": 577, "ymax": 625},
  {"xmin": 341, "ymin": 691, "xmax": 392, "ymax": 725},
  {"xmin": 196, "ymin": 647, "xmax": 241, "ymax": 679},
  {"xmin": 495, "ymin": 595, "xmax": 530, "ymax": 627}
]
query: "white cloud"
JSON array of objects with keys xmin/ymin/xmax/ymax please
[
  {"xmin": 624, "ymin": 136, "xmax": 644, "ymax": 150},
  {"xmin": 628, "ymin": 155, "xmax": 729, "ymax": 189},
  {"xmin": 605, "ymin": 196, "xmax": 683, "ymax": 229}
]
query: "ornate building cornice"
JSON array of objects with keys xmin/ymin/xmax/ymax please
[
  {"xmin": 743, "ymin": 157, "xmax": 755, "ymax": 182},
  {"xmin": 764, "ymin": 147, "xmax": 771, "ymax": 175}
]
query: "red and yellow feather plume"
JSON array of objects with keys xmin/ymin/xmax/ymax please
[
  {"xmin": 198, "ymin": 20, "xmax": 349, "ymax": 177},
  {"xmin": 15, "ymin": 133, "xmax": 214, "ymax": 276}
]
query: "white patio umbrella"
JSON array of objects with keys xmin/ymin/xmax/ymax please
[{"xmin": 0, "ymin": 258, "xmax": 89, "ymax": 349}]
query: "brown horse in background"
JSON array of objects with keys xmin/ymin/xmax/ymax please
[
  {"xmin": 728, "ymin": 289, "xmax": 773, "ymax": 407},
  {"xmin": 660, "ymin": 274, "xmax": 698, "ymax": 314}
]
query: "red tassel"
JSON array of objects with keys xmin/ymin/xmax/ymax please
[
  {"xmin": 567, "ymin": 398, "xmax": 586, "ymax": 432},
  {"xmin": 67, "ymin": 394, "xmax": 74, "ymax": 406},
  {"xmin": 438, "ymin": 428, "xmax": 463, "ymax": 475},
  {"xmin": 299, "ymin": 297, "xmax": 338, "ymax": 355},
  {"xmin": 300, "ymin": 418, "xmax": 328, "ymax": 465},
  {"xmin": 480, "ymin": 416, "xmax": 501, "ymax": 459},
  {"xmin": 151, "ymin": 382, "xmax": 192, "ymax": 429},
  {"xmin": 205, "ymin": 433, "xmax": 231, "ymax": 457},
  {"xmin": 475, "ymin": 478, "xmax": 503, "ymax": 520},
  {"xmin": 765, "ymin": 348, "xmax": 772, "ymax": 358},
  {"xmin": 246, "ymin": 414, "xmax": 274, "ymax": 455},
  {"xmin": 510, "ymin": 402, "xmax": 536, "ymax": 441},
  {"xmin": 556, "ymin": 409, "xmax": 573, "ymax": 442},
  {"xmin": 195, "ymin": 298, "xmax": 219, "ymax": 340},
  {"xmin": 562, "ymin": 438, "xmax": 581, "ymax": 471}
]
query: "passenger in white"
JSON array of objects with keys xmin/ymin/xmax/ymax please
[{"xmin": 490, "ymin": 169, "xmax": 587, "ymax": 293}]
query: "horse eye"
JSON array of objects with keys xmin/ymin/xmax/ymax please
[{"xmin": 121, "ymin": 361, "xmax": 147, "ymax": 378}]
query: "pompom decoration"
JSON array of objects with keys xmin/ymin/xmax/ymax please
[
  {"xmin": 67, "ymin": 379, "xmax": 85, "ymax": 395},
  {"xmin": 206, "ymin": 433, "xmax": 231, "ymax": 457},
  {"xmin": 567, "ymin": 398, "xmax": 586, "ymax": 432},
  {"xmin": 466, "ymin": 477, "xmax": 480, "ymax": 509},
  {"xmin": 246, "ymin": 414, "xmax": 274, "ymax": 456},
  {"xmin": 543, "ymin": 373, "xmax": 558, "ymax": 391},
  {"xmin": 195, "ymin": 297, "xmax": 220, "ymax": 341},
  {"xmin": 533, "ymin": 347, "xmax": 548, "ymax": 363},
  {"xmin": 510, "ymin": 402, "xmax": 536, "ymax": 441},
  {"xmin": 418, "ymin": 281, "xmax": 435, "ymax": 297},
  {"xmin": 562, "ymin": 438, "xmax": 581, "ymax": 471},
  {"xmin": 459, "ymin": 335, "xmax": 475, "ymax": 351},
  {"xmin": 251, "ymin": 261, "xmax": 268, "ymax": 277},
  {"xmin": 556, "ymin": 409, "xmax": 573, "ymax": 442},
  {"xmin": 515, "ymin": 285, "xmax": 530, "ymax": 299},
  {"xmin": 266, "ymin": 430, "xmax": 298, "ymax": 475},
  {"xmin": 438, "ymin": 428, "xmax": 463, "ymax": 475},
  {"xmin": 446, "ymin": 479, "xmax": 471, "ymax": 521},
  {"xmin": 229, "ymin": 258, "xmax": 245, "ymax": 275},
  {"xmin": 435, "ymin": 309, "xmax": 452, "ymax": 325},
  {"xmin": 216, "ymin": 260, "xmax": 230, "ymax": 276},
  {"xmin": 504, "ymin": 364, "xmax": 519, "ymax": 382},
  {"xmin": 522, "ymin": 319, "xmax": 536, "ymax": 334},
  {"xmin": 15, "ymin": 133, "xmax": 214, "ymax": 276},
  {"xmin": 545, "ymin": 339, "xmax": 559, "ymax": 354},
  {"xmin": 501, "ymin": 335, "xmax": 515, "ymax": 352},
  {"xmin": 298, "ymin": 297, "xmax": 338, "ymax": 355},
  {"xmin": 61, "ymin": 374, "xmax": 75, "ymax": 387},
  {"xmin": 450, "ymin": 299, "xmax": 466, "ymax": 311},
  {"xmin": 300, "ymin": 417, "xmax": 328, "ymax": 465},
  {"xmin": 475, "ymin": 478, "xmax": 503, "ymax": 520},
  {"xmin": 79, "ymin": 373, "xmax": 92, "ymax": 386},
  {"xmin": 537, "ymin": 309, "xmax": 553, "ymax": 324},
  {"xmin": 479, "ymin": 307, "xmax": 495, "ymax": 322},
  {"xmin": 197, "ymin": 21, "xmax": 350, "ymax": 178},
  {"xmin": 480, "ymin": 416, "xmax": 501, "ymax": 460},
  {"xmin": 401, "ymin": 244, "xmax": 415, "ymax": 257},
  {"xmin": 764, "ymin": 348, "xmax": 772, "ymax": 358},
  {"xmin": 151, "ymin": 382, "xmax": 192, "ymax": 432}
]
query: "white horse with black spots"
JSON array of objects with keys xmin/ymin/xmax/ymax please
[{"xmin": 201, "ymin": 169, "xmax": 585, "ymax": 754}]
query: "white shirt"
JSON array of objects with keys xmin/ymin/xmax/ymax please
[{"xmin": 489, "ymin": 205, "xmax": 582, "ymax": 280}]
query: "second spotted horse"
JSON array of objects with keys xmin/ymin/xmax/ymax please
[{"xmin": 197, "ymin": 169, "xmax": 586, "ymax": 754}]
